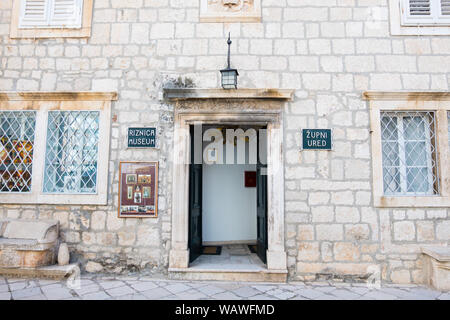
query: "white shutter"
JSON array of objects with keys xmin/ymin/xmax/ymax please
[
  {"xmin": 409, "ymin": 0, "xmax": 432, "ymax": 15},
  {"xmin": 49, "ymin": 0, "xmax": 83, "ymax": 28},
  {"xmin": 19, "ymin": 0, "xmax": 50, "ymax": 28},
  {"xmin": 402, "ymin": 0, "xmax": 450, "ymax": 24},
  {"xmin": 440, "ymin": 0, "xmax": 450, "ymax": 15}
]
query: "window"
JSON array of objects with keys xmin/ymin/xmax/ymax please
[
  {"xmin": 0, "ymin": 111, "xmax": 36, "ymax": 193},
  {"xmin": 19, "ymin": 0, "xmax": 83, "ymax": 29},
  {"xmin": 43, "ymin": 111, "xmax": 99, "ymax": 194},
  {"xmin": 381, "ymin": 111, "xmax": 439, "ymax": 196},
  {"xmin": 10, "ymin": 0, "xmax": 93, "ymax": 38},
  {"xmin": 365, "ymin": 91, "xmax": 450, "ymax": 207},
  {"xmin": 402, "ymin": 0, "xmax": 450, "ymax": 25},
  {"xmin": 390, "ymin": 0, "xmax": 450, "ymax": 35},
  {"xmin": 0, "ymin": 92, "xmax": 116, "ymax": 204}
]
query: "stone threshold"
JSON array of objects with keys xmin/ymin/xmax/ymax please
[
  {"xmin": 168, "ymin": 267, "xmax": 288, "ymax": 283},
  {"xmin": 0, "ymin": 263, "xmax": 79, "ymax": 280}
]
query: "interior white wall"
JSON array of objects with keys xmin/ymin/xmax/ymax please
[{"xmin": 202, "ymin": 129, "xmax": 257, "ymax": 243}]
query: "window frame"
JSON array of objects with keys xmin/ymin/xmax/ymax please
[
  {"xmin": 390, "ymin": 0, "xmax": 450, "ymax": 35},
  {"xmin": 0, "ymin": 110, "xmax": 37, "ymax": 193},
  {"xmin": 381, "ymin": 111, "xmax": 438, "ymax": 196},
  {"xmin": 10, "ymin": 0, "xmax": 93, "ymax": 39},
  {"xmin": 365, "ymin": 92, "xmax": 450, "ymax": 208},
  {"xmin": 0, "ymin": 92, "xmax": 117, "ymax": 205},
  {"xmin": 43, "ymin": 110, "xmax": 100, "ymax": 195}
]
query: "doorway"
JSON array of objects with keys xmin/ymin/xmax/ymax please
[
  {"xmin": 169, "ymin": 110, "xmax": 287, "ymax": 277},
  {"xmin": 188, "ymin": 124, "xmax": 268, "ymax": 268}
]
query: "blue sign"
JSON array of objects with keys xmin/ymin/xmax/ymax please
[
  {"xmin": 302, "ymin": 129, "xmax": 332, "ymax": 150},
  {"xmin": 128, "ymin": 127, "xmax": 156, "ymax": 148}
]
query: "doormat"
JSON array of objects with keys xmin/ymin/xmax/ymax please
[
  {"xmin": 202, "ymin": 246, "xmax": 222, "ymax": 255},
  {"xmin": 248, "ymin": 245, "xmax": 257, "ymax": 253}
]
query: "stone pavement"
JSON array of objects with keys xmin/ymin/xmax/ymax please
[{"xmin": 0, "ymin": 275, "xmax": 449, "ymax": 300}]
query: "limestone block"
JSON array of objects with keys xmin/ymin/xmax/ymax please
[
  {"xmin": 2, "ymin": 219, "xmax": 58, "ymax": 242},
  {"xmin": 91, "ymin": 211, "xmax": 106, "ymax": 230},
  {"xmin": 417, "ymin": 221, "xmax": 435, "ymax": 242},
  {"xmin": 85, "ymin": 261, "xmax": 103, "ymax": 273},
  {"xmin": 331, "ymin": 191, "xmax": 354, "ymax": 205},
  {"xmin": 436, "ymin": 221, "xmax": 450, "ymax": 240},
  {"xmin": 422, "ymin": 246, "xmax": 450, "ymax": 291},
  {"xmin": 334, "ymin": 242, "xmax": 360, "ymax": 261},
  {"xmin": 58, "ymin": 243, "xmax": 70, "ymax": 266},
  {"xmin": 297, "ymin": 242, "xmax": 320, "ymax": 261},
  {"xmin": 390, "ymin": 269, "xmax": 411, "ymax": 284},
  {"xmin": 394, "ymin": 221, "xmax": 416, "ymax": 241},
  {"xmin": 316, "ymin": 224, "xmax": 343, "ymax": 241},
  {"xmin": 335, "ymin": 206, "xmax": 360, "ymax": 223},
  {"xmin": 345, "ymin": 224, "xmax": 370, "ymax": 241},
  {"xmin": 311, "ymin": 206, "xmax": 334, "ymax": 223},
  {"xmin": 297, "ymin": 225, "xmax": 314, "ymax": 241}
]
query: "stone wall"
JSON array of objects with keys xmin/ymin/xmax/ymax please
[{"xmin": 0, "ymin": 0, "xmax": 449, "ymax": 283}]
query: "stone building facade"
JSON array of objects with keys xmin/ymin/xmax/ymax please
[{"xmin": 0, "ymin": 0, "xmax": 449, "ymax": 284}]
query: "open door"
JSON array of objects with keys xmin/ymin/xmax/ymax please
[
  {"xmin": 189, "ymin": 125, "xmax": 202, "ymax": 263},
  {"xmin": 256, "ymin": 129, "xmax": 268, "ymax": 264}
]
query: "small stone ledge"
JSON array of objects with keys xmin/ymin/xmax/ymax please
[
  {"xmin": 164, "ymin": 88, "xmax": 294, "ymax": 101},
  {"xmin": 422, "ymin": 246, "xmax": 450, "ymax": 262},
  {"xmin": 422, "ymin": 246, "xmax": 450, "ymax": 291},
  {"xmin": 363, "ymin": 91, "xmax": 450, "ymax": 101},
  {"xmin": 0, "ymin": 91, "xmax": 118, "ymax": 101}
]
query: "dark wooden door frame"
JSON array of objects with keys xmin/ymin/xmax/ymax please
[
  {"xmin": 188, "ymin": 125, "xmax": 203, "ymax": 263},
  {"xmin": 256, "ymin": 128, "xmax": 268, "ymax": 264}
]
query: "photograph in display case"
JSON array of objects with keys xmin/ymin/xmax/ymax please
[{"xmin": 118, "ymin": 162, "xmax": 158, "ymax": 218}]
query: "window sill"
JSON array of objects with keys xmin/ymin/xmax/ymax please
[
  {"xmin": 391, "ymin": 24, "xmax": 450, "ymax": 36},
  {"xmin": 10, "ymin": 27, "xmax": 91, "ymax": 39},
  {"xmin": 375, "ymin": 196, "xmax": 450, "ymax": 208},
  {"xmin": 0, "ymin": 193, "xmax": 107, "ymax": 205}
]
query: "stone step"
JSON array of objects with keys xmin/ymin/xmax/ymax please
[
  {"xmin": 0, "ymin": 263, "xmax": 79, "ymax": 281},
  {"xmin": 168, "ymin": 268, "xmax": 287, "ymax": 283}
]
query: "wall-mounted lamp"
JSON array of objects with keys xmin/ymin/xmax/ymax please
[{"xmin": 220, "ymin": 33, "xmax": 239, "ymax": 89}]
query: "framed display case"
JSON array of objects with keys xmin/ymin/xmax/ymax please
[{"xmin": 118, "ymin": 162, "xmax": 158, "ymax": 218}]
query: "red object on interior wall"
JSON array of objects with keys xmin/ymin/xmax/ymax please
[{"xmin": 244, "ymin": 171, "xmax": 257, "ymax": 188}]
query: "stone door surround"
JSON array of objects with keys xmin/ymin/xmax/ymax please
[{"xmin": 165, "ymin": 88, "xmax": 293, "ymax": 272}]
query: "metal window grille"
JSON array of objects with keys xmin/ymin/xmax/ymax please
[
  {"xmin": 0, "ymin": 111, "xmax": 36, "ymax": 192},
  {"xmin": 381, "ymin": 111, "xmax": 439, "ymax": 196},
  {"xmin": 43, "ymin": 111, "xmax": 99, "ymax": 194}
]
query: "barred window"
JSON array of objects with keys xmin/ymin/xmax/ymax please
[
  {"xmin": 0, "ymin": 111, "xmax": 36, "ymax": 192},
  {"xmin": 43, "ymin": 111, "xmax": 99, "ymax": 194},
  {"xmin": 381, "ymin": 111, "xmax": 439, "ymax": 196}
]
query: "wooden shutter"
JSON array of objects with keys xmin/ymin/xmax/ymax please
[
  {"xmin": 49, "ymin": 0, "xmax": 83, "ymax": 28},
  {"xmin": 402, "ymin": 0, "xmax": 450, "ymax": 24},
  {"xmin": 19, "ymin": 0, "xmax": 49, "ymax": 27},
  {"xmin": 440, "ymin": 0, "xmax": 450, "ymax": 15},
  {"xmin": 408, "ymin": 0, "xmax": 432, "ymax": 16},
  {"xmin": 18, "ymin": 0, "xmax": 83, "ymax": 28}
]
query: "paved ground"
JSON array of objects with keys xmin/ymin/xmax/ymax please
[{"xmin": 0, "ymin": 275, "xmax": 448, "ymax": 300}]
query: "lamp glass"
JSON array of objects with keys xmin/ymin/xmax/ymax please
[{"xmin": 221, "ymin": 70, "xmax": 238, "ymax": 89}]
